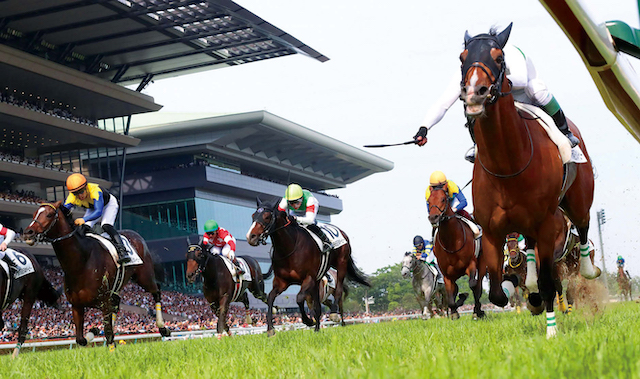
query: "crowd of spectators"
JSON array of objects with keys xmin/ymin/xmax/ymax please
[
  {"xmin": 0, "ymin": 189, "xmax": 46, "ymax": 205},
  {"xmin": 0, "ymin": 89, "xmax": 96, "ymax": 126},
  {"xmin": 0, "ymin": 266, "xmax": 420, "ymax": 343},
  {"xmin": 0, "ymin": 151, "xmax": 67, "ymax": 172}
]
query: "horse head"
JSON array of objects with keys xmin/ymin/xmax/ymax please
[
  {"xmin": 427, "ymin": 185, "xmax": 453, "ymax": 227},
  {"xmin": 401, "ymin": 252, "xmax": 416, "ymax": 279},
  {"xmin": 460, "ymin": 23, "xmax": 512, "ymax": 117},
  {"xmin": 246, "ymin": 197, "xmax": 281, "ymax": 246},
  {"xmin": 23, "ymin": 201, "xmax": 72, "ymax": 245},
  {"xmin": 185, "ymin": 244, "xmax": 206, "ymax": 283}
]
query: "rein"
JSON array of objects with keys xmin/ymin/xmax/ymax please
[
  {"xmin": 430, "ymin": 189, "xmax": 467, "ymax": 254},
  {"xmin": 254, "ymin": 208, "xmax": 297, "ymax": 261},
  {"xmin": 30, "ymin": 203, "xmax": 78, "ymax": 244}
]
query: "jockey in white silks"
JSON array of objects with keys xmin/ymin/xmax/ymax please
[
  {"xmin": 0, "ymin": 223, "xmax": 18, "ymax": 271},
  {"xmin": 413, "ymin": 31, "xmax": 580, "ymax": 162}
]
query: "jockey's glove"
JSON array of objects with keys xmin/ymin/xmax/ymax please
[
  {"xmin": 414, "ymin": 127, "xmax": 428, "ymax": 141},
  {"xmin": 74, "ymin": 218, "xmax": 86, "ymax": 226}
]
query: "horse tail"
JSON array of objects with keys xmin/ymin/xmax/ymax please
[
  {"xmin": 347, "ymin": 256, "xmax": 370, "ymax": 287},
  {"xmin": 37, "ymin": 277, "xmax": 60, "ymax": 308},
  {"xmin": 263, "ymin": 264, "xmax": 274, "ymax": 280}
]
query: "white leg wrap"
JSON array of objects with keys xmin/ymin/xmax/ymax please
[
  {"xmin": 546, "ymin": 311, "xmax": 557, "ymax": 339},
  {"xmin": 155, "ymin": 302, "xmax": 165, "ymax": 328},
  {"xmin": 525, "ymin": 249, "xmax": 539, "ymax": 293},
  {"xmin": 502, "ymin": 281, "xmax": 515, "ymax": 300},
  {"xmin": 578, "ymin": 243, "xmax": 601, "ymax": 279}
]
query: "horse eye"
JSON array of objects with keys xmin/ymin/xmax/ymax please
[
  {"xmin": 46, "ymin": 213, "xmax": 54, "ymax": 219},
  {"xmin": 496, "ymin": 55, "xmax": 504, "ymax": 65}
]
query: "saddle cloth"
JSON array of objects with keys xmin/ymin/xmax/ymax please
[
  {"xmin": 514, "ymin": 102, "xmax": 587, "ymax": 164},
  {"xmin": 0, "ymin": 249, "xmax": 35, "ymax": 279},
  {"xmin": 86, "ymin": 233, "xmax": 143, "ymax": 267},
  {"xmin": 219, "ymin": 256, "xmax": 251, "ymax": 282},
  {"xmin": 303, "ymin": 223, "xmax": 348, "ymax": 252}
]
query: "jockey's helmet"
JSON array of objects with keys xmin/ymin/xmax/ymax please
[
  {"xmin": 284, "ymin": 183, "xmax": 303, "ymax": 201},
  {"xmin": 429, "ymin": 171, "xmax": 447, "ymax": 186},
  {"xmin": 66, "ymin": 173, "xmax": 88, "ymax": 193},
  {"xmin": 618, "ymin": 255, "xmax": 623, "ymax": 260},
  {"xmin": 204, "ymin": 220, "xmax": 219, "ymax": 233},
  {"xmin": 413, "ymin": 235, "xmax": 424, "ymax": 247}
]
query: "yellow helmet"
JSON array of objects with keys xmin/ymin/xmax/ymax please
[
  {"xmin": 429, "ymin": 171, "xmax": 447, "ymax": 186},
  {"xmin": 284, "ymin": 184, "xmax": 303, "ymax": 201},
  {"xmin": 66, "ymin": 173, "xmax": 88, "ymax": 192}
]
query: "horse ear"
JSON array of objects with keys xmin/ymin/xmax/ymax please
[
  {"xmin": 496, "ymin": 22, "xmax": 513, "ymax": 48},
  {"xmin": 405, "ymin": 252, "xmax": 412, "ymax": 256},
  {"xmin": 464, "ymin": 30, "xmax": 472, "ymax": 46}
]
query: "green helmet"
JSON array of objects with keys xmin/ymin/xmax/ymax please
[
  {"xmin": 204, "ymin": 220, "xmax": 219, "ymax": 233},
  {"xmin": 284, "ymin": 184, "xmax": 303, "ymax": 201},
  {"xmin": 618, "ymin": 255, "xmax": 623, "ymax": 260}
]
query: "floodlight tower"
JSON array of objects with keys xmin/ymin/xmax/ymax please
[{"xmin": 596, "ymin": 208, "xmax": 608, "ymax": 290}]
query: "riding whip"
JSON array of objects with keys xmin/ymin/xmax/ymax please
[{"xmin": 363, "ymin": 140, "xmax": 417, "ymax": 148}]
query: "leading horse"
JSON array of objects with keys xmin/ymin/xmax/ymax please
[
  {"xmin": 185, "ymin": 244, "xmax": 270, "ymax": 334},
  {"xmin": 246, "ymin": 198, "xmax": 369, "ymax": 336},
  {"xmin": 0, "ymin": 249, "xmax": 59, "ymax": 357},
  {"xmin": 460, "ymin": 24, "xmax": 599, "ymax": 337},
  {"xmin": 23, "ymin": 201, "xmax": 171, "ymax": 348}
]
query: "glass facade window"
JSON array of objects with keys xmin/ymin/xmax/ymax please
[
  {"xmin": 123, "ymin": 199, "xmax": 197, "ymax": 239},
  {"xmin": 195, "ymin": 198, "xmax": 255, "ymax": 240}
]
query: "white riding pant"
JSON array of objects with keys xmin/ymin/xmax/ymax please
[
  {"xmin": 84, "ymin": 193, "xmax": 119, "ymax": 228},
  {"xmin": 211, "ymin": 244, "xmax": 235, "ymax": 261}
]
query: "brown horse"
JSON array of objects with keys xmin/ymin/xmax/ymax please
[
  {"xmin": 22, "ymin": 201, "xmax": 170, "ymax": 348},
  {"xmin": 427, "ymin": 186, "xmax": 482, "ymax": 319},
  {"xmin": 460, "ymin": 24, "xmax": 599, "ymax": 337},
  {"xmin": 246, "ymin": 198, "xmax": 369, "ymax": 336},
  {"xmin": 0, "ymin": 249, "xmax": 59, "ymax": 357},
  {"xmin": 185, "ymin": 244, "xmax": 270, "ymax": 334},
  {"xmin": 617, "ymin": 265, "xmax": 632, "ymax": 301}
]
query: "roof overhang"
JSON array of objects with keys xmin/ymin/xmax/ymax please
[
  {"xmin": 0, "ymin": 0, "xmax": 328, "ymax": 88},
  {"xmin": 128, "ymin": 111, "xmax": 394, "ymax": 189}
]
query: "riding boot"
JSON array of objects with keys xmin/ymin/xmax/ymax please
[
  {"xmin": 103, "ymin": 225, "xmax": 131, "ymax": 264},
  {"xmin": 307, "ymin": 224, "xmax": 331, "ymax": 253},
  {"xmin": 1, "ymin": 253, "xmax": 18, "ymax": 273},
  {"xmin": 550, "ymin": 109, "xmax": 580, "ymax": 147}
]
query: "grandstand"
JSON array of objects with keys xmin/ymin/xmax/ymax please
[{"xmin": 0, "ymin": 1, "xmax": 392, "ymax": 309}]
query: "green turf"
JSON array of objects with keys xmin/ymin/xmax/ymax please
[{"xmin": 1, "ymin": 302, "xmax": 639, "ymax": 378}]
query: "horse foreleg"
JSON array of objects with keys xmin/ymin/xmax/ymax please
[
  {"xmin": 577, "ymin": 228, "xmax": 601, "ymax": 279},
  {"xmin": 537, "ymin": 233, "xmax": 558, "ymax": 339},
  {"xmin": 311, "ymin": 281, "xmax": 322, "ymax": 332},
  {"xmin": 471, "ymin": 259, "xmax": 486, "ymax": 319},
  {"xmin": 152, "ymin": 291, "xmax": 170, "ymax": 337},
  {"xmin": 296, "ymin": 276, "xmax": 317, "ymax": 328},
  {"xmin": 266, "ymin": 277, "xmax": 286, "ymax": 337},
  {"xmin": 240, "ymin": 293, "xmax": 253, "ymax": 325},
  {"xmin": 443, "ymin": 277, "xmax": 460, "ymax": 319},
  {"xmin": 217, "ymin": 294, "xmax": 230, "ymax": 335},
  {"xmin": 13, "ymin": 297, "xmax": 35, "ymax": 357},
  {"xmin": 103, "ymin": 312, "xmax": 116, "ymax": 349},
  {"xmin": 72, "ymin": 305, "xmax": 87, "ymax": 347},
  {"xmin": 483, "ymin": 233, "xmax": 509, "ymax": 307}
]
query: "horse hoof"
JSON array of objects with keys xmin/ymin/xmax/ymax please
[
  {"xmin": 529, "ymin": 293, "xmax": 542, "ymax": 307},
  {"xmin": 77, "ymin": 337, "xmax": 88, "ymax": 347},
  {"xmin": 450, "ymin": 312, "xmax": 460, "ymax": 320},
  {"xmin": 267, "ymin": 329, "xmax": 276, "ymax": 338},
  {"xmin": 159, "ymin": 327, "xmax": 171, "ymax": 337},
  {"xmin": 489, "ymin": 292, "xmax": 508, "ymax": 307}
]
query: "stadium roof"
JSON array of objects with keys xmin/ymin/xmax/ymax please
[
  {"xmin": 0, "ymin": 0, "xmax": 329, "ymax": 88},
  {"xmin": 128, "ymin": 111, "xmax": 394, "ymax": 189}
]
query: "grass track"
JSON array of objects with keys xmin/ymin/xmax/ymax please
[{"xmin": 2, "ymin": 302, "xmax": 639, "ymax": 378}]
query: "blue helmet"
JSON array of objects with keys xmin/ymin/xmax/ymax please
[{"xmin": 413, "ymin": 235, "xmax": 425, "ymax": 247}]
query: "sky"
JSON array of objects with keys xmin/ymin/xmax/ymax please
[{"xmin": 135, "ymin": 0, "xmax": 640, "ymax": 276}]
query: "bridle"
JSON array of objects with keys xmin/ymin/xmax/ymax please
[
  {"xmin": 186, "ymin": 244, "xmax": 209, "ymax": 279},
  {"xmin": 29, "ymin": 203, "xmax": 77, "ymax": 244},
  {"xmin": 252, "ymin": 205, "xmax": 291, "ymax": 246},
  {"xmin": 461, "ymin": 36, "xmax": 511, "ymax": 105},
  {"xmin": 506, "ymin": 235, "xmax": 524, "ymax": 269}
]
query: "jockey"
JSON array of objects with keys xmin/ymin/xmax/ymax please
[
  {"xmin": 413, "ymin": 25, "xmax": 580, "ymax": 162},
  {"xmin": 201, "ymin": 219, "xmax": 243, "ymax": 276},
  {"xmin": 617, "ymin": 255, "xmax": 625, "ymax": 269},
  {"xmin": 425, "ymin": 171, "xmax": 473, "ymax": 221},
  {"xmin": 278, "ymin": 183, "xmax": 331, "ymax": 253},
  {"xmin": 63, "ymin": 173, "xmax": 130, "ymax": 264},
  {"xmin": 412, "ymin": 235, "xmax": 444, "ymax": 284},
  {"xmin": 0, "ymin": 224, "xmax": 19, "ymax": 272}
]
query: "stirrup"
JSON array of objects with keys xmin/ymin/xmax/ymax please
[
  {"xmin": 464, "ymin": 146, "xmax": 476, "ymax": 163},
  {"xmin": 117, "ymin": 248, "xmax": 131, "ymax": 263},
  {"xmin": 566, "ymin": 133, "xmax": 579, "ymax": 148}
]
